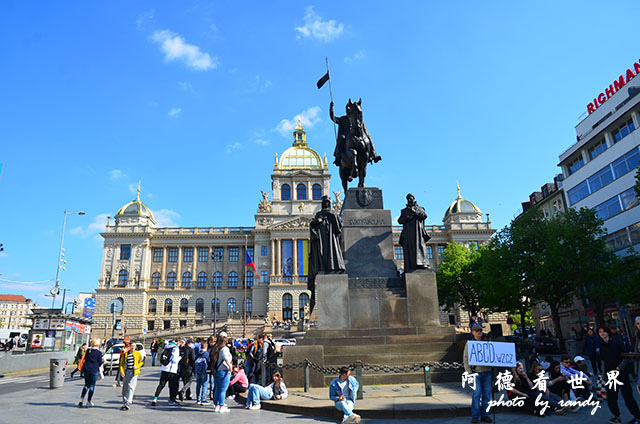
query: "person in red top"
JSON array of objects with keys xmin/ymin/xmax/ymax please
[{"xmin": 226, "ymin": 365, "xmax": 249, "ymax": 399}]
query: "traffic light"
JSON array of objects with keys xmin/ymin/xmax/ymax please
[
  {"xmin": 0, "ymin": 243, "xmax": 3, "ymax": 252},
  {"xmin": 73, "ymin": 299, "xmax": 80, "ymax": 312}
]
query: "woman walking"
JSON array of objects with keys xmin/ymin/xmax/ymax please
[
  {"xmin": 212, "ymin": 332, "xmax": 232, "ymax": 413},
  {"xmin": 78, "ymin": 339, "xmax": 103, "ymax": 407}
]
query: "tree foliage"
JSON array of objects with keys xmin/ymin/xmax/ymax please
[
  {"xmin": 635, "ymin": 167, "xmax": 640, "ymax": 200},
  {"xmin": 436, "ymin": 242, "xmax": 484, "ymax": 320}
]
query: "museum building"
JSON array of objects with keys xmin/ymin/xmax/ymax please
[{"xmin": 93, "ymin": 122, "xmax": 496, "ymax": 336}]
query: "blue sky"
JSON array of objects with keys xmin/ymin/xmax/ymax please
[{"xmin": 1, "ymin": 1, "xmax": 639, "ymax": 306}]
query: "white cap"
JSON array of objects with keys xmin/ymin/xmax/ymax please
[
  {"xmin": 574, "ymin": 355, "xmax": 586, "ymax": 362},
  {"xmin": 218, "ymin": 331, "xmax": 228, "ymax": 338}
]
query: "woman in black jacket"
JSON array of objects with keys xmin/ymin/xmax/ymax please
[
  {"xmin": 78, "ymin": 339, "xmax": 103, "ymax": 407},
  {"xmin": 598, "ymin": 326, "xmax": 640, "ymax": 424}
]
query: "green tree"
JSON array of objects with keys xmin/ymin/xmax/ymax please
[
  {"xmin": 635, "ymin": 167, "xmax": 640, "ymax": 199},
  {"xmin": 436, "ymin": 242, "xmax": 484, "ymax": 322}
]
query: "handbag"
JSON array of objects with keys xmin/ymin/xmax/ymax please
[{"xmin": 77, "ymin": 351, "xmax": 87, "ymax": 371}]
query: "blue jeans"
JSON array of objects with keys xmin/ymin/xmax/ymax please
[
  {"xmin": 472, "ymin": 371, "xmax": 491, "ymax": 418},
  {"xmin": 151, "ymin": 351, "xmax": 157, "ymax": 366},
  {"xmin": 213, "ymin": 370, "xmax": 230, "ymax": 406},
  {"xmin": 81, "ymin": 372, "xmax": 99, "ymax": 402},
  {"xmin": 195, "ymin": 373, "xmax": 209, "ymax": 403},
  {"xmin": 246, "ymin": 383, "xmax": 273, "ymax": 406},
  {"xmin": 335, "ymin": 399, "xmax": 355, "ymax": 420}
]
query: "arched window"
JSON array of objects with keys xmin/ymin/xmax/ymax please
[
  {"xmin": 180, "ymin": 298, "xmax": 188, "ymax": 313},
  {"xmin": 227, "ymin": 298, "xmax": 237, "ymax": 314},
  {"xmin": 228, "ymin": 271, "xmax": 238, "ymax": 288},
  {"xmin": 282, "ymin": 293, "xmax": 293, "ymax": 320},
  {"xmin": 182, "ymin": 272, "xmax": 192, "ymax": 288},
  {"xmin": 299, "ymin": 293, "xmax": 310, "ymax": 318},
  {"xmin": 211, "ymin": 298, "xmax": 220, "ymax": 314},
  {"xmin": 246, "ymin": 298, "xmax": 253, "ymax": 315},
  {"xmin": 246, "ymin": 271, "xmax": 254, "ymax": 288},
  {"xmin": 151, "ymin": 272, "xmax": 161, "ymax": 288},
  {"xmin": 195, "ymin": 298, "xmax": 204, "ymax": 313},
  {"xmin": 281, "ymin": 184, "xmax": 291, "ymax": 201},
  {"xmin": 312, "ymin": 184, "xmax": 322, "ymax": 200},
  {"xmin": 118, "ymin": 270, "xmax": 128, "ymax": 287},
  {"xmin": 164, "ymin": 299, "xmax": 173, "ymax": 313},
  {"xmin": 296, "ymin": 183, "xmax": 307, "ymax": 200},
  {"xmin": 197, "ymin": 272, "xmax": 207, "ymax": 288},
  {"xmin": 167, "ymin": 272, "xmax": 176, "ymax": 288},
  {"xmin": 213, "ymin": 272, "xmax": 222, "ymax": 287},
  {"xmin": 148, "ymin": 299, "xmax": 157, "ymax": 313}
]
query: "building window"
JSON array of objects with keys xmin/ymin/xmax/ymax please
[
  {"xmin": 163, "ymin": 320, "xmax": 171, "ymax": 330},
  {"xmin": 211, "ymin": 298, "xmax": 220, "ymax": 314},
  {"xmin": 120, "ymin": 244, "xmax": 131, "ymax": 260},
  {"xmin": 180, "ymin": 320, "xmax": 187, "ymax": 328},
  {"xmin": 612, "ymin": 118, "xmax": 636, "ymax": 143},
  {"xmin": 198, "ymin": 247, "xmax": 209, "ymax": 262},
  {"xmin": 227, "ymin": 298, "xmax": 237, "ymax": 314},
  {"xmin": 148, "ymin": 299, "xmax": 157, "ymax": 314},
  {"xmin": 168, "ymin": 248, "xmax": 179, "ymax": 262},
  {"xmin": 195, "ymin": 298, "xmax": 204, "ymax": 313},
  {"xmin": 228, "ymin": 271, "xmax": 238, "ymax": 288},
  {"xmin": 588, "ymin": 139, "xmax": 608, "ymax": 160},
  {"xmin": 299, "ymin": 293, "xmax": 309, "ymax": 318},
  {"xmin": 164, "ymin": 299, "xmax": 173, "ymax": 313},
  {"xmin": 118, "ymin": 270, "xmax": 128, "ymax": 287},
  {"xmin": 630, "ymin": 222, "xmax": 640, "ymax": 246},
  {"xmin": 587, "ymin": 166, "xmax": 614, "ymax": 194},
  {"xmin": 151, "ymin": 272, "xmax": 161, "ymax": 288},
  {"xmin": 605, "ymin": 227, "xmax": 632, "ymax": 251},
  {"xmin": 247, "ymin": 247, "xmax": 254, "ymax": 259},
  {"xmin": 153, "ymin": 248, "xmax": 163, "ymax": 262},
  {"xmin": 312, "ymin": 184, "xmax": 322, "ymax": 200},
  {"xmin": 296, "ymin": 183, "xmax": 307, "ymax": 200},
  {"xmin": 427, "ymin": 246, "xmax": 433, "ymax": 259},
  {"xmin": 182, "ymin": 272, "xmax": 192, "ymax": 288},
  {"xmin": 568, "ymin": 180, "xmax": 591, "ymax": 206},
  {"xmin": 148, "ymin": 320, "xmax": 155, "ymax": 331},
  {"xmin": 282, "ymin": 293, "xmax": 293, "ymax": 320},
  {"xmin": 394, "ymin": 245, "xmax": 404, "ymax": 260},
  {"xmin": 568, "ymin": 156, "xmax": 585, "ymax": 175},
  {"xmin": 449, "ymin": 314, "xmax": 456, "ymax": 325},
  {"xmin": 183, "ymin": 247, "xmax": 193, "ymax": 263},
  {"xmin": 246, "ymin": 272, "xmax": 254, "ymax": 288},
  {"xmin": 213, "ymin": 247, "xmax": 224, "ymax": 262},
  {"xmin": 213, "ymin": 272, "xmax": 222, "ymax": 287},
  {"xmin": 612, "ymin": 147, "xmax": 640, "ymax": 179},
  {"xmin": 620, "ymin": 187, "xmax": 639, "ymax": 211},
  {"xmin": 437, "ymin": 245, "xmax": 446, "ymax": 258},
  {"xmin": 261, "ymin": 246, "xmax": 268, "ymax": 256},
  {"xmin": 246, "ymin": 298, "xmax": 252, "ymax": 315},
  {"xmin": 595, "ymin": 196, "xmax": 622, "ymax": 221},
  {"xmin": 197, "ymin": 272, "xmax": 207, "ymax": 288},
  {"xmin": 261, "ymin": 271, "xmax": 269, "ymax": 283},
  {"xmin": 281, "ymin": 184, "xmax": 291, "ymax": 200},
  {"xmin": 167, "ymin": 272, "xmax": 177, "ymax": 288},
  {"xmin": 229, "ymin": 247, "xmax": 239, "ymax": 262},
  {"xmin": 180, "ymin": 298, "xmax": 188, "ymax": 313}
]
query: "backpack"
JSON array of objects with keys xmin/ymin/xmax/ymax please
[
  {"xmin": 160, "ymin": 346, "xmax": 173, "ymax": 366},
  {"xmin": 194, "ymin": 354, "xmax": 208, "ymax": 374}
]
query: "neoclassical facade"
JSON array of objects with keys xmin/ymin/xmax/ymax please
[{"xmin": 93, "ymin": 123, "xmax": 496, "ymax": 335}]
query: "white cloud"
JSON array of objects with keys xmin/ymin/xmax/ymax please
[
  {"xmin": 69, "ymin": 213, "xmax": 110, "ymax": 237},
  {"xmin": 0, "ymin": 252, "xmax": 7, "ymax": 258},
  {"xmin": 168, "ymin": 107, "xmax": 182, "ymax": 118},
  {"xmin": 252, "ymin": 129, "xmax": 270, "ymax": 146},
  {"xmin": 151, "ymin": 30, "xmax": 218, "ymax": 71},
  {"xmin": 276, "ymin": 106, "xmax": 322, "ymax": 136},
  {"xmin": 136, "ymin": 9, "xmax": 155, "ymax": 30},
  {"xmin": 108, "ymin": 169, "xmax": 126, "ymax": 181},
  {"xmin": 178, "ymin": 81, "xmax": 193, "ymax": 92},
  {"xmin": 344, "ymin": 50, "xmax": 366, "ymax": 64},
  {"xmin": 152, "ymin": 209, "xmax": 180, "ymax": 227},
  {"xmin": 225, "ymin": 142, "xmax": 243, "ymax": 154},
  {"xmin": 295, "ymin": 7, "xmax": 344, "ymax": 42}
]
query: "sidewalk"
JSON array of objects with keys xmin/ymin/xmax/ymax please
[{"xmin": 237, "ymin": 383, "xmax": 474, "ymax": 419}]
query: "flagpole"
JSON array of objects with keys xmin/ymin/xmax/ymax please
[
  {"xmin": 326, "ymin": 57, "xmax": 338, "ymax": 143},
  {"xmin": 243, "ymin": 234, "xmax": 248, "ymax": 338}
]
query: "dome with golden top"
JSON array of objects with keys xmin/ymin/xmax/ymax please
[
  {"xmin": 115, "ymin": 184, "xmax": 156, "ymax": 224},
  {"xmin": 444, "ymin": 185, "xmax": 482, "ymax": 221},
  {"xmin": 277, "ymin": 120, "xmax": 323, "ymax": 170}
]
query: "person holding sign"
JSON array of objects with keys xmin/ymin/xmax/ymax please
[{"xmin": 463, "ymin": 323, "xmax": 492, "ymax": 423}]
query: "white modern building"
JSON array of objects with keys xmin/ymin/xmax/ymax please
[{"xmin": 559, "ymin": 60, "xmax": 640, "ymax": 254}]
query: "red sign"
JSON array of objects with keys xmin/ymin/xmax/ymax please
[{"xmin": 587, "ymin": 59, "xmax": 640, "ymax": 115}]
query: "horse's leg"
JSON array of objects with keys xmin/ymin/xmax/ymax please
[
  {"xmin": 340, "ymin": 167, "xmax": 349, "ymax": 192},
  {"xmin": 358, "ymin": 150, "xmax": 367, "ymax": 188}
]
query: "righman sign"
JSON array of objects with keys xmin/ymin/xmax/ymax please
[{"xmin": 587, "ymin": 59, "xmax": 640, "ymax": 115}]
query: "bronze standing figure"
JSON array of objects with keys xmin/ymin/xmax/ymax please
[{"xmin": 398, "ymin": 193, "xmax": 431, "ymax": 272}]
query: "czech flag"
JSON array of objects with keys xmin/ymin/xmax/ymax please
[{"xmin": 246, "ymin": 250, "xmax": 260, "ymax": 279}]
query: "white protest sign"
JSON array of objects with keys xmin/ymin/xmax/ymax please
[{"xmin": 468, "ymin": 341, "xmax": 516, "ymax": 367}]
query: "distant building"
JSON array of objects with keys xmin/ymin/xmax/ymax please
[{"xmin": 0, "ymin": 295, "xmax": 36, "ymax": 330}]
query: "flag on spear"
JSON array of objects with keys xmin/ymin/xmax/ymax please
[
  {"xmin": 246, "ymin": 250, "xmax": 260, "ymax": 279},
  {"xmin": 317, "ymin": 71, "xmax": 330, "ymax": 89}
]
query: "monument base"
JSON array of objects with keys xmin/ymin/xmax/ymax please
[{"xmin": 405, "ymin": 269, "xmax": 441, "ymax": 327}]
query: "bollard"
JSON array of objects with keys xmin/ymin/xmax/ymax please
[
  {"xmin": 424, "ymin": 365, "xmax": 432, "ymax": 396},
  {"xmin": 304, "ymin": 359, "xmax": 310, "ymax": 393},
  {"xmin": 355, "ymin": 360, "xmax": 363, "ymax": 400}
]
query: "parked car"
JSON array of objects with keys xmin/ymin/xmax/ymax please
[{"xmin": 103, "ymin": 342, "xmax": 146, "ymax": 370}]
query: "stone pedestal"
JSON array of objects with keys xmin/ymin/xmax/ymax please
[
  {"xmin": 405, "ymin": 269, "xmax": 441, "ymax": 327},
  {"xmin": 316, "ymin": 273, "xmax": 349, "ymax": 329}
]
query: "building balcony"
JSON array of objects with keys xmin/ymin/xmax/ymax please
[{"xmin": 269, "ymin": 275, "xmax": 308, "ymax": 285}]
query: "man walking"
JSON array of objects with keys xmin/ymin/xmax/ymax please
[
  {"xmin": 177, "ymin": 338, "xmax": 196, "ymax": 401},
  {"xmin": 151, "ymin": 339, "xmax": 181, "ymax": 406},
  {"xmin": 150, "ymin": 338, "xmax": 159, "ymax": 366},
  {"xmin": 119, "ymin": 340, "xmax": 143, "ymax": 410},
  {"xmin": 329, "ymin": 367, "xmax": 361, "ymax": 424},
  {"xmin": 464, "ymin": 323, "xmax": 492, "ymax": 423}
]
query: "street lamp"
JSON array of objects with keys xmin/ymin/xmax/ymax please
[{"xmin": 51, "ymin": 210, "xmax": 85, "ymax": 309}]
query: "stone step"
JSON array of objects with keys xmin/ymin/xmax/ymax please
[
  {"xmin": 297, "ymin": 333, "xmax": 456, "ymax": 346},
  {"xmin": 324, "ymin": 351, "xmax": 459, "ymax": 365},
  {"xmin": 304, "ymin": 326, "xmax": 455, "ymax": 339},
  {"xmin": 323, "ymin": 342, "xmax": 454, "ymax": 355},
  {"xmin": 320, "ymin": 370, "xmax": 462, "ymax": 385}
]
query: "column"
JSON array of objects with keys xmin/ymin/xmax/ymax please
[
  {"xmin": 631, "ymin": 111, "xmax": 640, "ymax": 130},
  {"xmin": 160, "ymin": 247, "xmax": 167, "ymax": 286},
  {"xmin": 271, "ymin": 239, "xmax": 275, "ymax": 277},
  {"xmin": 292, "ymin": 238, "xmax": 298, "ymax": 280},
  {"xmin": 176, "ymin": 247, "xmax": 182, "ymax": 288},
  {"xmin": 277, "ymin": 239, "xmax": 282, "ymax": 276}
]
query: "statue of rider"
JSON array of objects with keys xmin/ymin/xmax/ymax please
[{"xmin": 330, "ymin": 99, "xmax": 381, "ymax": 170}]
